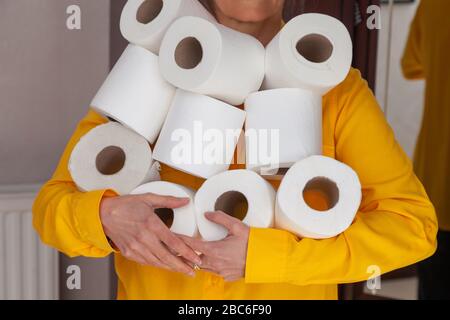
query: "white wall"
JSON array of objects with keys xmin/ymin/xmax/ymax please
[
  {"xmin": 0, "ymin": 0, "xmax": 114, "ymax": 300},
  {"xmin": 0, "ymin": 0, "xmax": 110, "ymax": 184},
  {"xmin": 376, "ymin": 1, "xmax": 425, "ymax": 158}
]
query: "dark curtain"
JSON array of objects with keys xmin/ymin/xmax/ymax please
[{"xmin": 284, "ymin": 0, "xmax": 380, "ymax": 91}]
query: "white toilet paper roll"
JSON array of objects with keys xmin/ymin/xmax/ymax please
[
  {"xmin": 264, "ymin": 13, "xmax": 353, "ymax": 95},
  {"xmin": 245, "ymin": 88, "xmax": 322, "ymax": 174},
  {"xmin": 91, "ymin": 45, "xmax": 176, "ymax": 144},
  {"xmin": 159, "ymin": 16, "xmax": 265, "ymax": 105},
  {"xmin": 131, "ymin": 181, "xmax": 198, "ymax": 237},
  {"xmin": 120, "ymin": 0, "xmax": 215, "ymax": 54},
  {"xmin": 276, "ymin": 156, "xmax": 362, "ymax": 239},
  {"xmin": 153, "ymin": 90, "xmax": 246, "ymax": 179},
  {"xmin": 148, "ymin": 161, "xmax": 162, "ymax": 182},
  {"xmin": 69, "ymin": 122, "xmax": 155, "ymax": 195},
  {"xmin": 195, "ymin": 170, "xmax": 276, "ymax": 241}
]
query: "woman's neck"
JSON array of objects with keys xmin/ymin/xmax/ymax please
[{"xmin": 212, "ymin": 5, "xmax": 283, "ymax": 46}]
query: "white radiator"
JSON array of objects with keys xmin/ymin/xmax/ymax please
[{"xmin": 0, "ymin": 185, "xmax": 59, "ymax": 300}]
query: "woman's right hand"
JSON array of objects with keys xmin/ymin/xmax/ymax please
[{"xmin": 99, "ymin": 193, "xmax": 202, "ymax": 277}]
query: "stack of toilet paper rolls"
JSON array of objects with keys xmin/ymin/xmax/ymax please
[{"xmin": 68, "ymin": 0, "xmax": 361, "ymax": 241}]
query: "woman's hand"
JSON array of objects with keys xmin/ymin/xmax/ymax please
[
  {"xmin": 100, "ymin": 193, "xmax": 202, "ymax": 277},
  {"xmin": 180, "ymin": 211, "xmax": 250, "ymax": 282}
]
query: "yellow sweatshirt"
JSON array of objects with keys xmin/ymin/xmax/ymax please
[
  {"xmin": 402, "ymin": 0, "xmax": 450, "ymax": 231},
  {"xmin": 33, "ymin": 68, "xmax": 437, "ymax": 300}
]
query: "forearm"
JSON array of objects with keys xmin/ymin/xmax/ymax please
[
  {"xmin": 32, "ymin": 180, "xmax": 115, "ymax": 257},
  {"xmin": 245, "ymin": 69, "xmax": 437, "ymax": 286},
  {"xmin": 245, "ymin": 201, "xmax": 437, "ymax": 286}
]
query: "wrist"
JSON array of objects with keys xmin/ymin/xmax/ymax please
[
  {"xmin": 99, "ymin": 196, "xmax": 116, "ymax": 237},
  {"xmin": 100, "ymin": 197, "xmax": 113, "ymax": 218}
]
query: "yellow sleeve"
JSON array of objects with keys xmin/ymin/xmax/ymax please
[
  {"xmin": 245, "ymin": 70, "xmax": 438, "ymax": 285},
  {"xmin": 401, "ymin": 3, "xmax": 425, "ymax": 80},
  {"xmin": 32, "ymin": 110, "xmax": 117, "ymax": 258}
]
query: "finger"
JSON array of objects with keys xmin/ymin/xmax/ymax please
[
  {"xmin": 158, "ymin": 230, "xmax": 202, "ymax": 265},
  {"xmin": 205, "ymin": 211, "xmax": 241, "ymax": 234},
  {"xmin": 187, "ymin": 261, "xmax": 217, "ymax": 275},
  {"xmin": 132, "ymin": 243, "xmax": 169, "ymax": 270},
  {"xmin": 144, "ymin": 194, "xmax": 190, "ymax": 209},
  {"xmin": 198, "ymin": 255, "xmax": 222, "ymax": 272},
  {"xmin": 121, "ymin": 238, "xmax": 166, "ymax": 268},
  {"xmin": 152, "ymin": 240, "xmax": 196, "ymax": 277},
  {"xmin": 166, "ymin": 241, "xmax": 202, "ymax": 264},
  {"xmin": 126, "ymin": 252, "xmax": 147, "ymax": 265},
  {"xmin": 140, "ymin": 231, "xmax": 196, "ymax": 275},
  {"xmin": 120, "ymin": 245, "xmax": 149, "ymax": 267},
  {"xmin": 179, "ymin": 257, "xmax": 202, "ymax": 271},
  {"xmin": 178, "ymin": 235, "xmax": 214, "ymax": 256},
  {"xmin": 214, "ymin": 268, "xmax": 243, "ymax": 282},
  {"xmin": 135, "ymin": 251, "xmax": 166, "ymax": 269}
]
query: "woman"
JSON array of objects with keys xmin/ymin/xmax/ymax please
[{"xmin": 33, "ymin": 0, "xmax": 437, "ymax": 299}]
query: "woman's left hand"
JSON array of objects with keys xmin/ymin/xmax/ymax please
[{"xmin": 179, "ymin": 211, "xmax": 250, "ymax": 282}]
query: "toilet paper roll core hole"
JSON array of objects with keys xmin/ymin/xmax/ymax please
[
  {"xmin": 95, "ymin": 146, "xmax": 126, "ymax": 176},
  {"xmin": 296, "ymin": 34, "xmax": 334, "ymax": 63},
  {"xmin": 154, "ymin": 208, "xmax": 174, "ymax": 228},
  {"xmin": 214, "ymin": 191, "xmax": 248, "ymax": 221},
  {"xmin": 136, "ymin": 0, "xmax": 163, "ymax": 24},
  {"xmin": 302, "ymin": 177, "xmax": 339, "ymax": 212},
  {"xmin": 175, "ymin": 37, "xmax": 203, "ymax": 69}
]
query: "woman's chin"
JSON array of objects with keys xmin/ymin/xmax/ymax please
[
  {"xmin": 231, "ymin": 11, "xmax": 276, "ymax": 23},
  {"xmin": 213, "ymin": 0, "xmax": 284, "ymax": 23}
]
